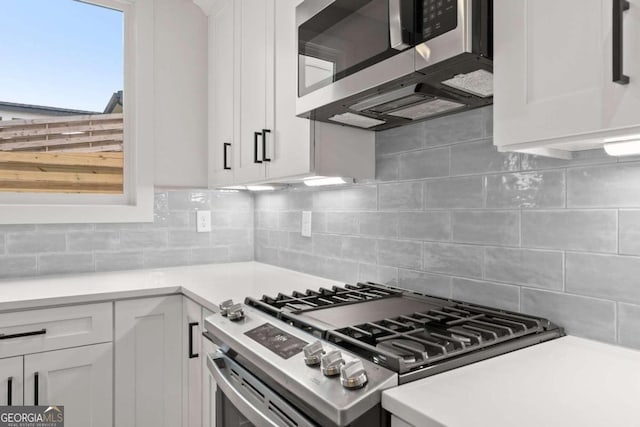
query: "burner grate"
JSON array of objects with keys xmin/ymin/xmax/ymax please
[{"xmin": 326, "ymin": 303, "xmax": 546, "ymax": 374}]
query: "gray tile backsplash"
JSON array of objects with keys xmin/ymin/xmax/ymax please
[
  {"xmin": 0, "ymin": 189, "xmax": 254, "ymax": 279},
  {"xmin": 254, "ymin": 106, "xmax": 640, "ymax": 350}
]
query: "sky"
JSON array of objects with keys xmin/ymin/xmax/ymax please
[{"xmin": 0, "ymin": 0, "xmax": 123, "ymax": 112}]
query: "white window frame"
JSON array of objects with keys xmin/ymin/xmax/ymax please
[{"xmin": 0, "ymin": 0, "xmax": 154, "ymax": 224}]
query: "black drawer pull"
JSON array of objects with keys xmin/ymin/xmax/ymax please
[
  {"xmin": 613, "ymin": 0, "xmax": 631, "ymax": 84},
  {"xmin": 188, "ymin": 322, "xmax": 199, "ymax": 359},
  {"xmin": 254, "ymin": 132, "xmax": 263, "ymax": 164},
  {"xmin": 223, "ymin": 142, "xmax": 232, "ymax": 170},
  {"xmin": 7, "ymin": 376, "xmax": 12, "ymax": 406},
  {"xmin": 262, "ymin": 129, "xmax": 272, "ymax": 162},
  {"xmin": 0, "ymin": 329, "xmax": 46, "ymax": 340},
  {"xmin": 34, "ymin": 372, "xmax": 39, "ymax": 406}
]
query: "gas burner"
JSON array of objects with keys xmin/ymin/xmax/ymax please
[{"xmin": 376, "ymin": 339, "xmax": 426, "ymax": 363}]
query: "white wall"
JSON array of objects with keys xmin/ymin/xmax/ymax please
[{"xmin": 153, "ymin": 0, "xmax": 209, "ymax": 188}]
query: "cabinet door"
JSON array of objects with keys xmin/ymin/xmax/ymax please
[
  {"xmin": 236, "ymin": 0, "xmax": 269, "ymax": 183},
  {"xmin": 0, "ymin": 356, "xmax": 23, "ymax": 406},
  {"xmin": 494, "ymin": 0, "xmax": 607, "ymax": 147},
  {"xmin": 602, "ymin": 0, "xmax": 640, "ymax": 129},
  {"xmin": 202, "ymin": 335, "xmax": 218, "ymax": 427},
  {"xmin": 115, "ymin": 296, "xmax": 182, "ymax": 427},
  {"xmin": 183, "ymin": 298, "xmax": 202, "ymax": 427},
  {"xmin": 209, "ymin": 0, "xmax": 236, "ymax": 187},
  {"xmin": 267, "ymin": 0, "xmax": 313, "ymax": 180},
  {"xmin": 24, "ymin": 343, "xmax": 112, "ymax": 427}
]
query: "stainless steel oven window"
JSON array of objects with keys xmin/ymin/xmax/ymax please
[
  {"xmin": 208, "ymin": 353, "xmax": 318, "ymax": 427},
  {"xmin": 297, "ymin": 0, "xmax": 411, "ymax": 97}
]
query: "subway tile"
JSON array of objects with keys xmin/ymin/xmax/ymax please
[
  {"xmin": 377, "ymin": 239, "xmax": 422, "ymax": 269},
  {"xmin": 168, "ymin": 230, "xmax": 211, "ymax": 248},
  {"xmin": 95, "ymin": 223, "xmax": 144, "ymax": 231},
  {"xmin": 398, "ymin": 212, "xmax": 450, "ymax": 241},
  {"xmin": 7, "ymin": 233, "xmax": 66, "ymax": 254},
  {"xmin": 256, "ymin": 211, "xmax": 278, "ymax": 230},
  {"xmin": 342, "ymin": 236, "xmax": 377, "ymax": 263},
  {"xmin": 618, "ymin": 303, "xmax": 640, "ymax": 350},
  {"xmin": 452, "ymin": 211, "xmax": 519, "ymax": 246},
  {"xmin": 68, "ymin": 231, "xmax": 119, "ymax": 252},
  {"xmin": 0, "ymin": 234, "xmax": 4, "ymax": 255},
  {"xmin": 0, "ymin": 225, "xmax": 36, "ymax": 233},
  {"xmin": 423, "ymin": 242, "xmax": 483, "ymax": 279},
  {"xmin": 143, "ymin": 249, "xmax": 192, "ymax": 268},
  {"xmin": 568, "ymin": 163, "xmax": 640, "ymax": 207},
  {"xmin": 255, "ymin": 192, "xmax": 289, "ymax": 211},
  {"xmin": 311, "ymin": 212, "xmax": 327, "ymax": 233},
  {"xmin": 36, "ymin": 224, "xmax": 94, "ymax": 232},
  {"xmin": 0, "ymin": 256, "xmax": 38, "ymax": 279},
  {"xmin": 397, "ymin": 269, "xmax": 452, "ymax": 299},
  {"xmin": 521, "ymin": 210, "xmax": 617, "ymax": 253},
  {"xmin": 211, "ymin": 191, "xmax": 253, "ymax": 211},
  {"xmin": 566, "ymin": 252, "xmax": 640, "ymax": 305},
  {"xmin": 211, "ymin": 229, "xmax": 251, "ymax": 246},
  {"xmin": 229, "ymin": 244, "xmax": 253, "ymax": 262},
  {"xmin": 318, "ymin": 257, "xmax": 359, "ymax": 283},
  {"xmin": 276, "ymin": 250, "xmax": 313, "ymax": 274},
  {"xmin": 191, "ymin": 247, "xmax": 231, "ymax": 265},
  {"xmin": 425, "ymin": 176, "xmax": 484, "ymax": 209},
  {"xmin": 313, "ymin": 188, "xmax": 343, "ymax": 211},
  {"xmin": 342, "ymin": 186, "xmax": 378, "ymax": 210},
  {"xmin": 168, "ymin": 190, "xmax": 211, "ymax": 210},
  {"xmin": 38, "ymin": 253, "xmax": 94, "ymax": 275},
  {"xmin": 376, "ymin": 121, "xmax": 426, "ymax": 155},
  {"xmin": 268, "ymin": 230, "xmax": 288, "ymax": 249},
  {"xmin": 154, "ymin": 191, "xmax": 169, "ymax": 211},
  {"xmin": 95, "ymin": 251, "xmax": 145, "ymax": 272},
  {"xmin": 451, "ymin": 278, "xmax": 520, "ymax": 311},
  {"xmin": 485, "ymin": 247, "xmax": 563, "ymax": 290},
  {"xmin": 398, "ymin": 147, "xmax": 450, "ymax": 180},
  {"xmin": 288, "ymin": 191, "xmax": 313, "ymax": 211},
  {"xmin": 423, "ymin": 107, "xmax": 488, "ymax": 147},
  {"xmin": 450, "ymin": 139, "xmax": 519, "ymax": 176},
  {"xmin": 379, "ymin": 182, "xmax": 423, "ymax": 211},
  {"xmin": 521, "ymin": 289, "xmax": 616, "ymax": 343},
  {"xmin": 520, "ymin": 148, "xmax": 614, "ymax": 171},
  {"xmin": 485, "ymin": 170, "xmax": 565, "ymax": 209},
  {"xmin": 255, "ymin": 229, "xmax": 269, "ymax": 247},
  {"xmin": 359, "ymin": 213, "xmax": 399, "ymax": 238},
  {"xmin": 120, "ymin": 230, "xmax": 168, "ymax": 250},
  {"xmin": 619, "ymin": 210, "xmax": 640, "ymax": 255},
  {"xmin": 288, "ymin": 232, "xmax": 313, "ymax": 253},
  {"xmin": 313, "ymin": 234, "xmax": 344, "ymax": 258},
  {"xmin": 376, "ymin": 155, "xmax": 400, "ymax": 182},
  {"xmin": 358, "ymin": 263, "xmax": 398, "ymax": 286},
  {"xmin": 278, "ymin": 211, "xmax": 301, "ymax": 232},
  {"xmin": 326, "ymin": 212, "xmax": 359, "ymax": 235},
  {"xmin": 213, "ymin": 211, "xmax": 253, "ymax": 229}
]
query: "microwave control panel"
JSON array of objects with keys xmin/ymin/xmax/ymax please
[{"xmin": 420, "ymin": 0, "xmax": 458, "ymax": 42}]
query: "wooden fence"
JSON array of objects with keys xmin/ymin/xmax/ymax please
[{"xmin": 0, "ymin": 114, "xmax": 124, "ymax": 194}]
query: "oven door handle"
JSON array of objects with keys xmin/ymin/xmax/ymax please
[{"xmin": 207, "ymin": 353, "xmax": 316, "ymax": 427}]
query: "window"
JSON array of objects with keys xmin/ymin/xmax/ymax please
[{"xmin": 0, "ymin": 0, "xmax": 154, "ymax": 223}]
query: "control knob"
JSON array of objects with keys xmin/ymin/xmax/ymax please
[
  {"xmin": 219, "ymin": 299, "xmax": 234, "ymax": 316},
  {"xmin": 227, "ymin": 303, "xmax": 245, "ymax": 321},
  {"xmin": 320, "ymin": 350, "xmax": 344, "ymax": 377},
  {"xmin": 340, "ymin": 360, "xmax": 368, "ymax": 390},
  {"xmin": 303, "ymin": 341, "xmax": 324, "ymax": 366}
]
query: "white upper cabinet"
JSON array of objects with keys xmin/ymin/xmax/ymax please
[
  {"xmin": 199, "ymin": 0, "xmax": 374, "ymax": 186},
  {"xmin": 494, "ymin": 0, "xmax": 640, "ymax": 158}
]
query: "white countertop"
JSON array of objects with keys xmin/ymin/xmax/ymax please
[
  {"xmin": 0, "ymin": 262, "xmax": 337, "ymax": 313},
  {"xmin": 382, "ymin": 335, "xmax": 640, "ymax": 427}
]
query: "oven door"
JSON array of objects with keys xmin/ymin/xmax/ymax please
[
  {"xmin": 296, "ymin": 0, "xmax": 417, "ymax": 115},
  {"xmin": 208, "ymin": 352, "xmax": 318, "ymax": 427}
]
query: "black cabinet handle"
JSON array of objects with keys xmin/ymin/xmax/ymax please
[
  {"xmin": 7, "ymin": 376, "xmax": 12, "ymax": 406},
  {"xmin": 0, "ymin": 329, "xmax": 46, "ymax": 340},
  {"xmin": 34, "ymin": 372, "xmax": 39, "ymax": 406},
  {"xmin": 188, "ymin": 322, "xmax": 199, "ymax": 359},
  {"xmin": 262, "ymin": 129, "xmax": 272, "ymax": 162},
  {"xmin": 613, "ymin": 0, "xmax": 630, "ymax": 84},
  {"xmin": 223, "ymin": 142, "xmax": 231, "ymax": 170},
  {"xmin": 254, "ymin": 132, "xmax": 263, "ymax": 164}
]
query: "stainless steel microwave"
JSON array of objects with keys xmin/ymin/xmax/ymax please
[{"xmin": 296, "ymin": 0, "xmax": 493, "ymax": 131}]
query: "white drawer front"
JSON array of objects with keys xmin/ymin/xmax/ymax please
[{"xmin": 0, "ymin": 303, "xmax": 112, "ymax": 358}]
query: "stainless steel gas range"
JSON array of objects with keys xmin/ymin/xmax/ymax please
[{"xmin": 204, "ymin": 282, "xmax": 564, "ymax": 427}]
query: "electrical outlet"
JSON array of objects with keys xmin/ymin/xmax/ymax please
[
  {"xmin": 196, "ymin": 210, "xmax": 212, "ymax": 233},
  {"xmin": 301, "ymin": 211, "xmax": 312, "ymax": 237}
]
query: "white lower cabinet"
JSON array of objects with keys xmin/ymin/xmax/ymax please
[
  {"xmin": 183, "ymin": 298, "xmax": 203, "ymax": 427},
  {"xmin": 0, "ymin": 356, "xmax": 23, "ymax": 406},
  {"xmin": 202, "ymin": 332, "xmax": 218, "ymax": 427},
  {"xmin": 24, "ymin": 343, "xmax": 113, "ymax": 427},
  {"xmin": 115, "ymin": 295, "xmax": 183, "ymax": 427}
]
